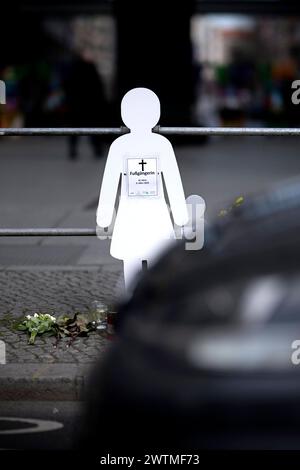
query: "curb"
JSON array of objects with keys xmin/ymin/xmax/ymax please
[{"xmin": 0, "ymin": 364, "xmax": 93, "ymax": 401}]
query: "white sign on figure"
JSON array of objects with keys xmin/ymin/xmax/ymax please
[
  {"xmin": 127, "ymin": 157, "xmax": 158, "ymax": 196},
  {"xmin": 96, "ymin": 87, "xmax": 201, "ymax": 294}
]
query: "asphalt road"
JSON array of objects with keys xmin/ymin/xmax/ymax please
[{"xmin": 0, "ymin": 401, "xmax": 83, "ymax": 450}]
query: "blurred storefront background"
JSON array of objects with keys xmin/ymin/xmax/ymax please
[
  {"xmin": 1, "ymin": 1, "xmax": 300, "ymax": 128},
  {"xmin": 192, "ymin": 14, "xmax": 300, "ymax": 127},
  {"xmin": 0, "ymin": 11, "xmax": 115, "ymax": 128}
]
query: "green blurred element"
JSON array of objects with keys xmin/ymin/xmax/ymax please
[
  {"xmin": 219, "ymin": 195, "xmax": 244, "ymax": 217},
  {"xmin": 215, "ymin": 65, "xmax": 230, "ymax": 86}
]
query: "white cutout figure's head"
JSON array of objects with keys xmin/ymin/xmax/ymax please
[{"xmin": 121, "ymin": 87, "xmax": 160, "ymax": 131}]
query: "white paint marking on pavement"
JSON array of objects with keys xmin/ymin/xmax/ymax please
[{"xmin": 0, "ymin": 417, "xmax": 64, "ymax": 435}]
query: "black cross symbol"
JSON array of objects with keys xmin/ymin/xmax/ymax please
[{"xmin": 139, "ymin": 159, "xmax": 147, "ymax": 171}]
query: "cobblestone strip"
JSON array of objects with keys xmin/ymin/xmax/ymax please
[{"xmin": 0, "ymin": 267, "xmax": 123, "ymax": 364}]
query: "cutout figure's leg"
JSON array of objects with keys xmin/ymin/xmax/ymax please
[{"xmin": 123, "ymin": 258, "xmax": 142, "ymax": 295}]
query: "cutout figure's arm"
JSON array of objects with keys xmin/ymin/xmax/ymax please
[
  {"xmin": 96, "ymin": 143, "xmax": 121, "ymax": 227},
  {"xmin": 162, "ymin": 141, "xmax": 189, "ymax": 226}
]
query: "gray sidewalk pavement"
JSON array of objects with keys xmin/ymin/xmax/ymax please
[{"xmin": 0, "ymin": 137, "xmax": 122, "ymax": 401}]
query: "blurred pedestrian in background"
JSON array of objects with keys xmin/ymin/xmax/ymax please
[{"xmin": 64, "ymin": 51, "xmax": 108, "ymax": 160}]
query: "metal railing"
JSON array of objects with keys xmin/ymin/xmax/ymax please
[
  {"xmin": 1, "ymin": 126, "xmax": 300, "ymax": 136},
  {"xmin": 0, "ymin": 228, "xmax": 96, "ymax": 237},
  {"xmin": 0, "ymin": 125, "xmax": 299, "ymax": 237}
]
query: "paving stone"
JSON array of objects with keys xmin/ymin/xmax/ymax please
[{"xmin": 0, "ymin": 267, "xmax": 122, "ymax": 364}]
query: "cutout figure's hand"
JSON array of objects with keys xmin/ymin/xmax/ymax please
[
  {"xmin": 96, "ymin": 224, "xmax": 111, "ymax": 240},
  {"xmin": 183, "ymin": 195, "xmax": 206, "ymax": 251}
]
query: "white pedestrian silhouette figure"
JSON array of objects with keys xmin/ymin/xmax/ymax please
[{"xmin": 96, "ymin": 87, "xmax": 189, "ymax": 294}]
